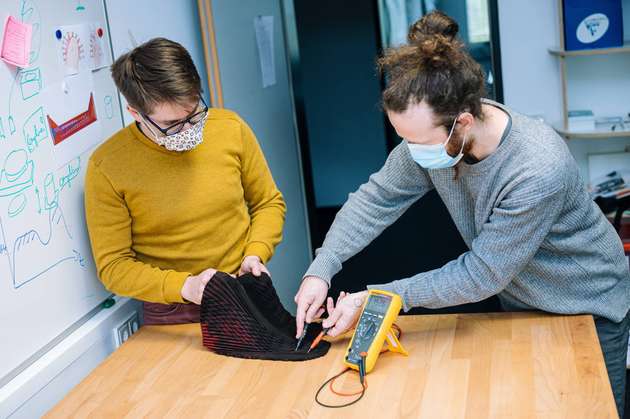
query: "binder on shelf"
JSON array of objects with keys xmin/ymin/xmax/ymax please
[{"xmin": 562, "ymin": 0, "xmax": 623, "ymax": 51}]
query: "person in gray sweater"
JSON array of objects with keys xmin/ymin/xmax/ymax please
[{"xmin": 294, "ymin": 11, "xmax": 630, "ymax": 416}]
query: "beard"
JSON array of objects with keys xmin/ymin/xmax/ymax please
[{"xmin": 445, "ymin": 130, "xmax": 476, "ymax": 164}]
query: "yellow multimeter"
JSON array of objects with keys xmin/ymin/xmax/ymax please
[{"xmin": 343, "ymin": 289, "xmax": 408, "ymax": 374}]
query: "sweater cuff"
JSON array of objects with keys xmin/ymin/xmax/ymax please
[
  {"xmin": 303, "ymin": 250, "xmax": 343, "ymax": 286},
  {"xmin": 164, "ymin": 271, "xmax": 190, "ymax": 304},
  {"xmin": 367, "ymin": 282, "xmax": 412, "ymax": 312},
  {"xmin": 244, "ymin": 242, "xmax": 272, "ymax": 264}
]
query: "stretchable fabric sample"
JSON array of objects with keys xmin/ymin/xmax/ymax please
[{"xmin": 200, "ymin": 272, "xmax": 331, "ymax": 361}]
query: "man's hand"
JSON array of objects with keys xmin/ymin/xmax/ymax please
[
  {"xmin": 323, "ymin": 290, "xmax": 368, "ymax": 337},
  {"xmin": 239, "ymin": 255, "xmax": 270, "ymax": 277},
  {"xmin": 181, "ymin": 268, "xmax": 217, "ymax": 304},
  {"xmin": 294, "ymin": 275, "xmax": 329, "ymax": 338}
]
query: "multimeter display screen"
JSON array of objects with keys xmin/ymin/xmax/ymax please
[{"xmin": 365, "ymin": 294, "xmax": 391, "ymax": 314}]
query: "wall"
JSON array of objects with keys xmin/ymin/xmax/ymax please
[
  {"xmin": 208, "ymin": 0, "xmax": 312, "ymax": 309},
  {"xmin": 498, "ymin": 0, "xmax": 630, "ymax": 180}
]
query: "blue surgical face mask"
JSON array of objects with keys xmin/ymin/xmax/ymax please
[{"xmin": 406, "ymin": 116, "xmax": 467, "ymax": 169}]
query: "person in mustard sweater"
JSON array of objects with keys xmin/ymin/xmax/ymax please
[{"xmin": 85, "ymin": 38, "xmax": 286, "ymax": 324}]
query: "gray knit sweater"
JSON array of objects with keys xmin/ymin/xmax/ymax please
[{"xmin": 305, "ymin": 101, "xmax": 630, "ymax": 322}]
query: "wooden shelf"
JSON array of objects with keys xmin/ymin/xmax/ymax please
[
  {"xmin": 549, "ymin": 42, "xmax": 630, "ymax": 57},
  {"xmin": 552, "ymin": 0, "xmax": 629, "ymax": 143},
  {"xmin": 554, "ymin": 126, "xmax": 630, "ymax": 139}
]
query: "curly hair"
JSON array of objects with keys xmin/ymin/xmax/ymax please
[{"xmin": 378, "ymin": 11, "xmax": 486, "ymax": 131}]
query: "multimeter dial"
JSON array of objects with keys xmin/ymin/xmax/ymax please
[{"xmin": 346, "ymin": 295, "xmax": 389, "ymax": 364}]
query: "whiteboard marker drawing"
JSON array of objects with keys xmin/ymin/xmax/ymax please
[
  {"xmin": 0, "ymin": 205, "xmax": 79, "ymax": 289},
  {"xmin": 22, "ymin": 106, "xmax": 48, "ymax": 152},
  {"xmin": 0, "ymin": 148, "xmax": 34, "ymax": 198}
]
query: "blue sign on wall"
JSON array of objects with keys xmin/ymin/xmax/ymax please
[{"xmin": 563, "ymin": 0, "xmax": 624, "ymax": 50}]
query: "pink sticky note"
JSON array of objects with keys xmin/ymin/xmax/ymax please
[{"xmin": 1, "ymin": 15, "xmax": 33, "ymax": 68}]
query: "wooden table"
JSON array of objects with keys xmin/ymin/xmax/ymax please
[{"xmin": 46, "ymin": 313, "xmax": 617, "ymax": 418}]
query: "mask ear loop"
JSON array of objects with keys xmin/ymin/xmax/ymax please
[
  {"xmin": 444, "ymin": 114, "xmax": 468, "ymax": 157},
  {"xmin": 140, "ymin": 115, "xmax": 162, "ymax": 141},
  {"xmin": 443, "ymin": 115, "xmax": 460, "ymax": 146},
  {"xmin": 459, "ymin": 132, "xmax": 468, "ymax": 153}
]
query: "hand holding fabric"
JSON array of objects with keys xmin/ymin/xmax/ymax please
[{"xmin": 181, "ymin": 268, "xmax": 217, "ymax": 304}]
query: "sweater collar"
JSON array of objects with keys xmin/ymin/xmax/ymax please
[{"xmin": 457, "ymin": 98, "xmax": 516, "ymax": 175}]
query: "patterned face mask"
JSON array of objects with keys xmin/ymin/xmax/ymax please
[{"xmin": 143, "ymin": 113, "xmax": 208, "ymax": 152}]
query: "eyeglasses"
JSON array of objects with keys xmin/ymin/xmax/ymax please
[{"xmin": 142, "ymin": 97, "xmax": 208, "ymax": 136}]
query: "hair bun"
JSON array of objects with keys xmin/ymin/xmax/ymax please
[
  {"xmin": 408, "ymin": 10, "xmax": 459, "ymax": 42},
  {"xmin": 407, "ymin": 11, "xmax": 462, "ymax": 70}
]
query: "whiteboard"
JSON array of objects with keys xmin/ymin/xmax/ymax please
[{"xmin": 0, "ymin": 0, "xmax": 123, "ymax": 384}]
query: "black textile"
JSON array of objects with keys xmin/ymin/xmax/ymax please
[{"xmin": 200, "ymin": 271, "xmax": 330, "ymax": 361}]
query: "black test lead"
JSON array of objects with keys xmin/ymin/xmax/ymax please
[{"xmin": 295, "ymin": 322, "xmax": 309, "ymax": 351}]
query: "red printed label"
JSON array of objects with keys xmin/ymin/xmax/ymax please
[{"xmin": 47, "ymin": 93, "xmax": 97, "ymax": 145}]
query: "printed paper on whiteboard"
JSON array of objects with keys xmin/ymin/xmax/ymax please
[
  {"xmin": 88, "ymin": 22, "xmax": 109, "ymax": 70},
  {"xmin": 42, "ymin": 73, "xmax": 101, "ymax": 167},
  {"xmin": 57, "ymin": 24, "xmax": 90, "ymax": 75},
  {"xmin": 254, "ymin": 15, "xmax": 276, "ymax": 88}
]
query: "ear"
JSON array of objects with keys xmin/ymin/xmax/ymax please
[
  {"xmin": 126, "ymin": 105, "xmax": 143, "ymax": 123},
  {"xmin": 457, "ymin": 112, "xmax": 475, "ymax": 133}
]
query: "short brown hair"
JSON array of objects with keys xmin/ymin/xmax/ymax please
[
  {"xmin": 378, "ymin": 11, "xmax": 486, "ymax": 131},
  {"xmin": 111, "ymin": 38, "xmax": 202, "ymax": 114}
]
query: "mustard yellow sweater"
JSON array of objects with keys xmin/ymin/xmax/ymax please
[{"xmin": 85, "ymin": 109, "xmax": 286, "ymax": 304}]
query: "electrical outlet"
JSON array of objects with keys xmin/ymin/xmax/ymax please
[
  {"xmin": 114, "ymin": 322, "xmax": 131, "ymax": 347},
  {"xmin": 113, "ymin": 312, "xmax": 140, "ymax": 348},
  {"xmin": 129, "ymin": 315, "xmax": 139, "ymax": 333}
]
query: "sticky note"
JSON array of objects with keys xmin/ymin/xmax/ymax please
[{"xmin": 1, "ymin": 15, "xmax": 33, "ymax": 68}]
